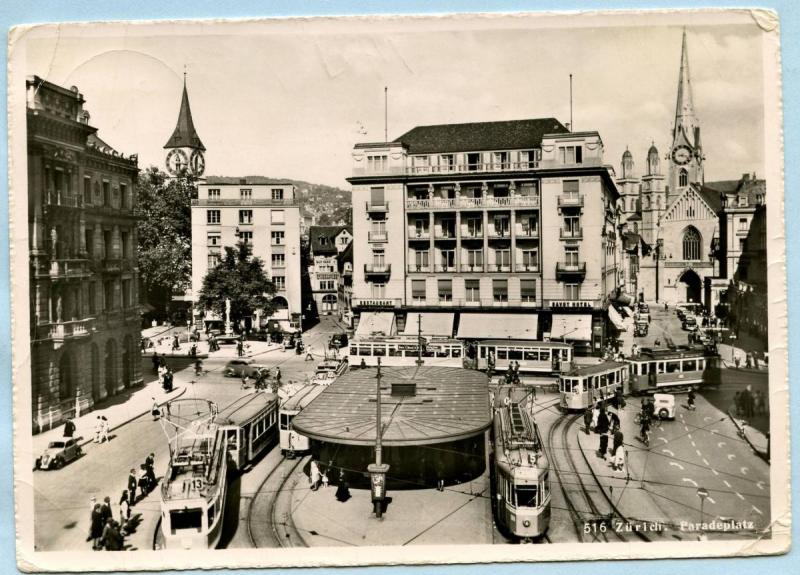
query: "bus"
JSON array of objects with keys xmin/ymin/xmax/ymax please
[
  {"xmin": 347, "ymin": 336, "xmax": 464, "ymax": 368},
  {"xmin": 558, "ymin": 361, "xmax": 629, "ymax": 411},
  {"xmin": 627, "ymin": 347, "xmax": 720, "ymax": 394},
  {"xmin": 477, "ymin": 340, "xmax": 573, "ymax": 374}
]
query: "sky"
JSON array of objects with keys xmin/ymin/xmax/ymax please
[{"xmin": 19, "ymin": 14, "xmax": 766, "ymax": 188}]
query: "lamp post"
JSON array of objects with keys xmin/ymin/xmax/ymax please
[
  {"xmin": 697, "ymin": 487, "xmax": 709, "ymax": 539},
  {"xmin": 368, "ymin": 357, "xmax": 390, "ymax": 518}
]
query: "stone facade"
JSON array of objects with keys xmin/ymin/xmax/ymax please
[{"xmin": 27, "ymin": 76, "xmax": 142, "ymax": 433}]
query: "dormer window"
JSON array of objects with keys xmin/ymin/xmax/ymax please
[
  {"xmin": 440, "ymin": 154, "xmax": 455, "ymax": 171},
  {"xmin": 559, "ymin": 145, "xmax": 583, "ymax": 165},
  {"xmin": 738, "ymin": 195, "xmax": 748, "ymax": 207}
]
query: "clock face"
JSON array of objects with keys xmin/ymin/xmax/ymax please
[
  {"xmin": 190, "ymin": 150, "xmax": 206, "ymax": 176},
  {"xmin": 671, "ymin": 145, "xmax": 692, "ymax": 165},
  {"xmin": 166, "ymin": 148, "xmax": 189, "ymax": 175}
]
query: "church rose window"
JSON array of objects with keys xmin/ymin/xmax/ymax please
[{"xmin": 682, "ymin": 226, "xmax": 702, "ymax": 261}]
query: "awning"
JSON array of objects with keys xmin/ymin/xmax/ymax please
[
  {"xmin": 550, "ymin": 314, "xmax": 592, "ymax": 342},
  {"xmin": 611, "ymin": 291, "xmax": 634, "ymax": 306},
  {"xmin": 402, "ymin": 313, "xmax": 455, "ymax": 337},
  {"xmin": 608, "ymin": 306, "xmax": 626, "ymax": 331},
  {"xmin": 355, "ymin": 311, "xmax": 396, "ymax": 337},
  {"xmin": 456, "ymin": 313, "xmax": 538, "ymax": 340},
  {"xmin": 622, "ymin": 306, "xmax": 635, "ymax": 318}
]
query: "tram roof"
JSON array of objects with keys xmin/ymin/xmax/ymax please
[
  {"xmin": 217, "ymin": 391, "xmax": 277, "ymax": 426},
  {"xmin": 292, "ymin": 366, "xmax": 491, "ymax": 446},
  {"xmin": 629, "ymin": 346, "xmax": 714, "ymax": 361},
  {"xmin": 479, "ymin": 339, "xmax": 572, "ymax": 348},
  {"xmin": 563, "ymin": 361, "xmax": 627, "ymax": 377},
  {"xmin": 281, "ymin": 384, "xmax": 326, "ymax": 411}
]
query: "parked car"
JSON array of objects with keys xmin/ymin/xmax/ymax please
[
  {"xmin": 224, "ymin": 359, "xmax": 270, "ymax": 378},
  {"xmin": 36, "ymin": 436, "xmax": 83, "ymax": 470},
  {"xmin": 638, "ymin": 303, "xmax": 650, "ymax": 314},
  {"xmin": 329, "ymin": 333, "xmax": 349, "ymax": 350},
  {"xmin": 653, "ymin": 393, "xmax": 676, "ymax": 420},
  {"xmin": 682, "ymin": 315, "xmax": 698, "ymax": 330}
]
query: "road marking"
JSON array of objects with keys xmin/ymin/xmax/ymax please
[
  {"xmin": 702, "ymin": 458, "xmax": 710, "ymax": 466},
  {"xmin": 704, "ymin": 416, "xmax": 712, "ymax": 422},
  {"xmin": 682, "ymin": 477, "xmax": 698, "ymax": 487},
  {"xmin": 711, "ymin": 429, "xmax": 719, "ymax": 435},
  {"xmin": 691, "ymin": 441, "xmax": 696, "ymax": 447},
  {"xmin": 736, "ymin": 492, "xmax": 745, "ymax": 501},
  {"xmin": 723, "ymin": 480, "xmax": 732, "ymax": 488},
  {"xmin": 695, "ymin": 449, "xmax": 702, "ymax": 457},
  {"xmin": 752, "ymin": 505, "xmax": 763, "ymax": 516},
  {"xmin": 727, "ymin": 454, "xmax": 736, "ymax": 461},
  {"xmin": 717, "ymin": 442, "xmax": 727, "ymax": 448},
  {"xmin": 741, "ymin": 467, "xmax": 749, "ymax": 476},
  {"xmin": 712, "ymin": 469, "xmax": 719, "ymax": 476},
  {"xmin": 756, "ymin": 481, "xmax": 765, "ymax": 491},
  {"xmin": 688, "ymin": 434, "xmax": 693, "ymax": 440},
  {"xmin": 662, "ymin": 449, "xmax": 675, "ymax": 457},
  {"xmin": 684, "ymin": 425, "xmax": 689, "ymax": 431},
  {"xmin": 659, "ymin": 426, "xmax": 664, "ymax": 432},
  {"xmin": 658, "ymin": 437, "xmax": 669, "ymax": 444},
  {"xmin": 670, "ymin": 462, "xmax": 684, "ymax": 470},
  {"xmin": 707, "ymin": 496, "xmax": 716, "ymax": 504}
]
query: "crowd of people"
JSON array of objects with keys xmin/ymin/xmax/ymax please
[{"xmin": 733, "ymin": 385, "xmax": 767, "ymax": 418}]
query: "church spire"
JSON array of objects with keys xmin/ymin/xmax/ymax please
[
  {"xmin": 673, "ymin": 28, "xmax": 699, "ymax": 148},
  {"xmin": 164, "ymin": 73, "xmax": 205, "ymax": 151}
]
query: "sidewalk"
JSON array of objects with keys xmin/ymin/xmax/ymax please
[
  {"xmin": 728, "ymin": 410, "xmax": 769, "ymax": 463},
  {"xmin": 143, "ymin": 339, "xmax": 282, "ymax": 360},
  {"xmin": 33, "ymin": 378, "xmax": 186, "ymax": 456}
]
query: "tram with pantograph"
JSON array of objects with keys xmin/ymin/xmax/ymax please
[
  {"xmin": 279, "ymin": 384, "xmax": 326, "ymax": 457},
  {"xmin": 347, "ymin": 336, "xmax": 464, "ymax": 368},
  {"xmin": 627, "ymin": 346, "xmax": 721, "ymax": 395},
  {"xmin": 490, "ymin": 384, "xmax": 551, "ymax": 541},
  {"xmin": 216, "ymin": 391, "xmax": 279, "ymax": 471},
  {"xmin": 477, "ymin": 340, "xmax": 573, "ymax": 374},
  {"xmin": 558, "ymin": 361, "xmax": 629, "ymax": 411}
]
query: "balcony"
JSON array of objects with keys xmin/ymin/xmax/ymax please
[
  {"xmin": 515, "ymin": 226, "xmax": 538, "ymax": 238},
  {"xmin": 102, "ymin": 258, "xmax": 122, "ymax": 273},
  {"xmin": 433, "ymin": 264, "xmax": 457, "ymax": 273},
  {"xmin": 560, "ymin": 228, "xmax": 583, "ymax": 240},
  {"xmin": 364, "ymin": 263, "xmax": 391, "ymax": 277},
  {"xmin": 44, "ymin": 192, "xmax": 81, "ymax": 209},
  {"xmin": 487, "ymin": 230, "xmax": 511, "ymax": 240},
  {"xmin": 45, "ymin": 318, "xmax": 94, "ymax": 343},
  {"xmin": 558, "ymin": 195, "xmax": 585, "ymax": 209},
  {"xmin": 461, "ymin": 264, "xmax": 484, "ymax": 273},
  {"xmin": 406, "ymin": 161, "xmax": 539, "ymax": 175},
  {"xmin": 405, "ymin": 195, "xmax": 540, "ymax": 211},
  {"xmin": 368, "ymin": 231, "xmax": 388, "ymax": 243},
  {"xmin": 191, "ymin": 198, "xmax": 297, "ymax": 207},
  {"xmin": 555, "ymin": 261, "xmax": 587, "ymax": 281},
  {"xmin": 365, "ymin": 201, "xmax": 389, "ymax": 214},
  {"xmin": 487, "ymin": 264, "xmax": 512, "ymax": 272},
  {"xmin": 434, "ymin": 230, "xmax": 457, "ymax": 240},
  {"xmin": 407, "ymin": 264, "xmax": 432, "ymax": 273},
  {"xmin": 315, "ymin": 272, "xmax": 339, "ymax": 281},
  {"xmin": 461, "ymin": 229, "xmax": 483, "ymax": 239},
  {"xmin": 407, "ymin": 229, "xmax": 431, "ymax": 240},
  {"xmin": 515, "ymin": 263, "xmax": 540, "ymax": 273},
  {"xmin": 48, "ymin": 259, "xmax": 90, "ymax": 279},
  {"xmin": 352, "ymin": 297, "xmax": 402, "ymax": 309}
]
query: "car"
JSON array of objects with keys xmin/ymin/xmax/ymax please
[
  {"xmin": 653, "ymin": 393, "xmax": 676, "ymax": 420},
  {"xmin": 36, "ymin": 436, "xmax": 83, "ymax": 470},
  {"xmin": 224, "ymin": 359, "xmax": 270, "ymax": 378},
  {"xmin": 329, "ymin": 333, "xmax": 349, "ymax": 350},
  {"xmin": 638, "ymin": 303, "xmax": 650, "ymax": 314},
  {"xmin": 682, "ymin": 315, "xmax": 698, "ymax": 330}
]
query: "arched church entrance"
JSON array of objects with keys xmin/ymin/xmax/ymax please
[{"xmin": 679, "ymin": 269, "xmax": 702, "ymax": 304}]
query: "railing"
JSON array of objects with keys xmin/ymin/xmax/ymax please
[
  {"xmin": 368, "ymin": 231, "xmax": 388, "ymax": 242},
  {"xmin": 102, "ymin": 258, "xmax": 122, "ymax": 272},
  {"xmin": 487, "ymin": 264, "xmax": 512, "ymax": 272},
  {"xmin": 364, "ymin": 263, "xmax": 391, "ymax": 275},
  {"xmin": 461, "ymin": 229, "xmax": 483, "ymax": 239},
  {"xmin": 46, "ymin": 318, "xmax": 94, "ymax": 341},
  {"xmin": 191, "ymin": 198, "xmax": 297, "ymax": 206},
  {"xmin": 434, "ymin": 230, "xmax": 457, "ymax": 240},
  {"xmin": 352, "ymin": 297, "xmax": 402, "ymax": 309},
  {"xmin": 515, "ymin": 227, "xmax": 538, "ymax": 237},
  {"xmin": 406, "ymin": 161, "xmax": 539, "ymax": 175},
  {"xmin": 461, "ymin": 264, "xmax": 484, "ymax": 272},
  {"xmin": 555, "ymin": 262, "xmax": 587, "ymax": 277},
  {"xmin": 45, "ymin": 192, "xmax": 81, "ymax": 208},
  {"xmin": 487, "ymin": 230, "xmax": 511, "ymax": 239},
  {"xmin": 558, "ymin": 195, "xmax": 585, "ymax": 208},
  {"xmin": 406, "ymin": 195, "xmax": 540, "ymax": 210},
  {"xmin": 315, "ymin": 272, "xmax": 339, "ymax": 280},
  {"xmin": 407, "ymin": 230, "xmax": 431, "ymax": 240},
  {"xmin": 49, "ymin": 259, "xmax": 90, "ymax": 278},
  {"xmin": 365, "ymin": 201, "xmax": 389, "ymax": 213},
  {"xmin": 406, "ymin": 297, "xmax": 541, "ymax": 308},
  {"xmin": 560, "ymin": 228, "xmax": 583, "ymax": 239},
  {"xmin": 433, "ymin": 264, "xmax": 457, "ymax": 272},
  {"xmin": 407, "ymin": 265, "xmax": 432, "ymax": 273},
  {"xmin": 515, "ymin": 263, "xmax": 540, "ymax": 272}
]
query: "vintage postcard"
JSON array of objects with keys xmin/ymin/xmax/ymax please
[{"xmin": 8, "ymin": 9, "xmax": 789, "ymax": 572}]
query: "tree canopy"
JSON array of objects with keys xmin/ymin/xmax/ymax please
[
  {"xmin": 197, "ymin": 241, "xmax": 277, "ymax": 326},
  {"xmin": 135, "ymin": 166, "xmax": 195, "ymax": 318}
]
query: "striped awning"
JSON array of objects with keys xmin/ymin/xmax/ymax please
[
  {"xmin": 355, "ymin": 312, "xmax": 396, "ymax": 337},
  {"xmin": 456, "ymin": 313, "xmax": 538, "ymax": 340},
  {"xmin": 402, "ymin": 313, "xmax": 455, "ymax": 337},
  {"xmin": 550, "ymin": 314, "xmax": 592, "ymax": 342}
]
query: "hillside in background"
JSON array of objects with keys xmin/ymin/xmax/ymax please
[{"xmin": 284, "ymin": 178, "xmax": 352, "ymax": 227}]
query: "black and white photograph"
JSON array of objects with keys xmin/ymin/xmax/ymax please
[{"xmin": 8, "ymin": 9, "xmax": 788, "ymax": 571}]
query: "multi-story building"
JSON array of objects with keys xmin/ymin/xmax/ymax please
[
  {"xmin": 308, "ymin": 225, "xmax": 352, "ymax": 315},
  {"xmin": 27, "ymin": 76, "xmax": 141, "ymax": 432},
  {"xmin": 347, "ymin": 118, "xmax": 621, "ymax": 355},
  {"xmin": 337, "ymin": 241, "xmax": 354, "ymax": 326},
  {"xmin": 191, "ymin": 177, "xmax": 302, "ymax": 331}
]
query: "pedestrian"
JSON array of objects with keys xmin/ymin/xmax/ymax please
[
  {"xmin": 165, "ymin": 369, "xmax": 174, "ymax": 392},
  {"xmin": 596, "ymin": 406, "xmax": 610, "ymax": 459},
  {"xmin": 63, "ymin": 417, "xmax": 76, "ymax": 438},
  {"xmin": 151, "ymin": 351, "xmax": 159, "ymax": 374},
  {"xmin": 321, "ymin": 471, "xmax": 329, "ymax": 488},
  {"xmin": 591, "ymin": 403, "xmax": 600, "ymax": 431},
  {"xmin": 611, "ymin": 427, "xmax": 624, "ymax": 467},
  {"xmin": 138, "ymin": 464, "xmax": 150, "ymax": 496},
  {"xmin": 94, "ymin": 416, "xmax": 103, "ymax": 443},
  {"xmin": 100, "ymin": 416, "xmax": 109, "ymax": 443},
  {"xmin": 687, "ymin": 388, "xmax": 696, "ymax": 411},
  {"xmin": 172, "ymin": 335, "xmax": 179, "ymax": 352},
  {"xmin": 275, "ymin": 367, "xmax": 282, "ymax": 387},
  {"xmin": 151, "ymin": 399, "xmax": 161, "ymax": 421},
  {"xmin": 746, "ymin": 353, "xmax": 753, "ymax": 369},
  {"xmin": 609, "ymin": 410, "xmax": 621, "ymax": 434},
  {"xmin": 753, "ymin": 354, "xmax": 760, "ymax": 370},
  {"xmin": 100, "ymin": 496, "xmax": 113, "ymax": 525},
  {"xmin": 127, "ymin": 468, "xmax": 137, "ymax": 504},
  {"xmin": 145, "ymin": 452, "xmax": 156, "ymax": 484},
  {"xmin": 305, "ymin": 345, "xmax": 314, "ymax": 361},
  {"xmin": 310, "ymin": 460, "xmax": 321, "ymax": 491},
  {"xmin": 88, "ymin": 502, "xmax": 104, "ymax": 550},
  {"xmin": 241, "ymin": 372, "xmax": 248, "ymax": 390},
  {"xmin": 101, "ymin": 518, "xmax": 123, "ymax": 551},
  {"xmin": 734, "ymin": 354, "xmax": 741, "ymax": 369},
  {"xmin": 360, "ymin": 358, "xmax": 367, "ymax": 369},
  {"xmin": 118, "ymin": 490, "xmax": 131, "ymax": 523},
  {"xmin": 583, "ymin": 407, "xmax": 592, "ymax": 435},
  {"xmin": 335, "ymin": 470, "xmax": 351, "ymax": 502},
  {"xmin": 237, "ymin": 340, "xmax": 244, "ymax": 357}
]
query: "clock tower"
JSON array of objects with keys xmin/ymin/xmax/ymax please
[
  {"xmin": 164, "ymin": 73, "xmax": 206, "ymax": 177},
  {"xmin": 667, "ymin": 29, "xmax": 703, "ymax": 202}
]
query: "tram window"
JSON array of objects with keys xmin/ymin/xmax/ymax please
[
  {"xmin": 451, "ymin": 346, "xmax": 462, "ymax": 358},
  {"xmin": 666, "ymin": 361, "xmax": 680, "ymax": 373},
  {"xmin": 436, "ymin": 347, "xmax": 449, "ymax": 358},
  {"xmin": 279, "ymin": 413, "xmax": 292, "ymax": 430},
  {"xmin": 516, "ymin": 485, "xmax": 539, "ymax": 508},
  {"xmin": 540, "ymin": 471, "xmax": 550, "ymax": 498},
  {"xmin": 524, "ymin": 349, "xmax": 538, "ymax": 361},
  {"xmin": 640, "ymin": 363, "xmax": 648, "ymax": 375},
  {"xmin": 207, "ymin": 505, "xmax": 215, "ymax": 529},
  {"xmin": 373, "ymin": 346, "xmax": 386, "ymax": 357},
  {"xmin": 506, "ymin": 478, "xmax": 516, "ymax": 508},
  {"xmin": 388, "ymin": 345, "xmax": 401, "ymax": 357},
  {"xmin": 170, "ymin": 508, "xmax": 202, "ymax": 533},
  {"xmin": 509, "ymin": 349, "xmax": 523, "ymax": 360},
  {"xmin": 480, "ymin": 347, "xmax": 487, "ymax": 359},
  {"xmin": 657, "ymin": 362, "xmax": 665, "ymax": 374},
  {"xmin": 349, "ymin": 345, "xmax": 356, "ymax": 356},
  {"xmin": 599, "ymin": 374, "xmax": 607, "ymax": 388},
  {"xmin": 683, "ymin": 359, "xmax": 697, "ymax": 371},
  {"xmin": 497, "ymin": 349, "xmax": 508, "ymax": 360},
  {"xmin": 359, "ymin": 346, "xmax": 372, "ymax": 356},
  {"xmin": 698, "ymin": 359, "xmax": 705, "ymax": 370},
  {"xmin": 540, "ymin": 350, "xmax": 550, "ymax": 361},
  {"xmin": 226, "ymin": 429, "xmax": 238, "ymax": 450}
]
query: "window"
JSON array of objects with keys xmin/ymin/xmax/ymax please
[
  {"xmin": 414, "ymin": 219, "xmax": 429, "ymax": 237},
  {"xmin": 83, "ymin": 177, "xmax": 92, "ymax": 205},
  {"xmin": 465, "ymin": 279, "xmax": 480, "ymax": 302},
  {"xmin": 519, "ymin": 150, "xmax": 536, "ymax": 168},
  {"xmin": 120, "ymin": 183, "xmax": 130, "ymax": 209},
  {"xmin": 563, "ymin": 179, "xmax": 580, "ymax": 197},
  {"xmin": 208, "ymin": 233, "xmax": 221, "ymax": 247},
  {"xmin": 493, "ymin": 279, "xmax": 508, "ymax": 302},
  {"xmin": 682, "ymin": 227, "xmax": 701, "ymax": 261},
  {"xmin": 440, "ymin": 154, "xmax": 455, "ymax": 171},
  {"xmin": 679, "ymin": 169, "xmax": 689, "ymax": 187},
  {"xmin": 738, "ymin": 195, "xmax": 748, "ymax": 207},
  {"xmin": 85, "ymin": 229, "xmax": 94, "ymax": 258},
  {"xmin": 493, "ymin": 216, "xmax": 509, "ymax": 237},
  {"xmin": 440, "ymin": 249, "xmax": 455, "ymax": 270},
  {"xmin": 494, "ymin": 249, "xmax": 511, "ymax": 270},
  {"xmin": 207, "ymin": 210, "xmax": 221, "ymax": 224},
  {"xmin": 414, "ymin": 156, "xmax": 429, "ymax": 171},
  {"xmin": 738, "ymin": 218, "xmax": 749, "ymax": 232},
  {"xmin": 122, "ymin": 279, "xmax": 132, "ymax": 308},
  {"xmin": 371, "ymin": 283, "xmax": 386, "ymax": 298},
  {"xmin": 208, "ymin": 253, "xmax": 220, "ymax": 269},
  {"xmin": 104, "ymin": 281, "xmax": 115, "ymax": 310},
  {"xmin": 272, "ymin": 254, "xmax": 286, "ymax": 268},
  {"xmin": 88, "ymin": 283, "xmax": 96, "ymax": 314},
  {"xmin": 120, "ymin": 231, "xmax": 130, "ymax": 259},
  {"xmin": 367, "ymin": 155, "xmax": 388, "ymax": 172},
  {"xmin": 103, "ymin": 181, "xmax": 111, "ymax": 206},
  {"xmin": 493, "ymin": 151, "xmax": 509, "ymax": 169},
  {"xmin": 412, "ymin": 279, "xmax": 426, "ymax": 302},
  {"xmin": 559, "ymin": 145, "xmax": 583, "ymax": 164},
  {"xmin": 372, "ymin": 249, "xmax": 385, "ymax": 267},
  {"xmin": 564, "ymin": 215, "xmax": 581, "ymax": 236},
  {"xmin": 271, "ymin": 210, "xmax": 285, "ymax": 224},
  {"xmin": 413, "ymin": 250, "xmax": 429, "ymax": 271},
  {"xmin": 565, "ymin": 246, "xmax": 579, "ymax": 266},
  {"xmin": 320, "ymin": 280, "xmax": 335, "ymax": 290},
  {"xmin": 466, "ymin": 249, "xmax": 483, "ymax": 269},
  {"xmin": 208, "ymin": 188, "xmax": 220, "ymax": 199},
  {"xmin": 467, "ymin": 153, "xmax": 481, "ymax": 170},
  {"xmin": 239, "ymin": 210, "xmax": 253, "ymax": 224},
  {"xmin": 520, "ymin": 215, "xmax": 538, "ymax": 235},
  {"xmin": 438, "ymin": 279, "xmax": 453, "ymax": 302},
  {"xmin": 521, "ymin": 249, "xmax": 538, "ymax": 270},
  {"xmin": 371, "ymin": 220, "xmax": 386, "ymax": 236},
  {"xmin": 240, "ymin": 188, "xmax": 252, "ymax": 199},
  {"xmin": 271, "ymin": 188, "xmax": 284, "ymax": 200},
  {"xmin": 440, "ymin": 219, "xmax": 456, "ymax": 238},
  {"xmin": 370, "ymin": 187, "xmax": 385, "ymax": 207},
  {"xmin": 466, "ymin": 217, "xmax": 482, "ymax": 237},
  {"xmin": 521, "ymin": 279, "xmax": 537, "ymax": 302},
  {"xmin": 239, "ymin": 231, "xmax": 253, "ymax": 244},
  {"xmin": 271, "ymin": 231, "xmax": 284, "ymax": 245},
  {"xmin": 564, "ymin": 283, "xmax": 580, "ymax": 299}
]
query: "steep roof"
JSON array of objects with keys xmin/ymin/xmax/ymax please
[
  {"xmin": 393, "ymin": 118, "xmax": 569, "ymax": 155},
  {"xmin": 309, "ymin": 225, "xmax": 350, "ymax": 255},
  {"xmin": 705, "ymin": 175, "xmax": 766, "ymax": 206},
  {"xmin": 164, "ymin": 81, "xmax": 205, "ymax": 151},
  {"xmin": 337, "ymin": 241, "xmax": 353, "ymax": 270},
  {"xmin": 694, "ymin": 184, "xmax": 723, "ymax": 213}
]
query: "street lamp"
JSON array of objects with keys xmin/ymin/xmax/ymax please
[
  {"xmin": 697, "ymin": 486, "xmax": 709, "ymax": 539},
  {"xmin": 368, "ymin": 357, "xmax": 390, "ymax": 518}
]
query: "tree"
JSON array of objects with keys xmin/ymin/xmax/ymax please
[
  {"xmin": 135, "ymin": 166, "xmax": 195, "ymax": 319},
  {"xmin": 197, "ymin": 242, "xmax": 276, "ymax": 328}
]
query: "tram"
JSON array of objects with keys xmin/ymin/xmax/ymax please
[
  {"xmin": 347, "ymin": 336, "xmax": 464, "ymax": 368},
  {"xmin": 477, "ymin": 340, "xmax": 573, "ymax": 374},
  {"xmin": 279, "ymin": 384, "xmax": 326, "ymax": 457},
  {"xmin": 558, "ymin": 361, "xmax": 629, "ymax": 411},
  {"xmin": 310, "ymin": 357, "xmax": 348, "ymax": 385},
  {"xmin": 217, "ymin": 392, "xmax": 279, "ymax": 470},
  {"xmin": 627, "ymin": 347, "xmax": 720, "ymax": 395},
  {"xmin": 491, "ymin": 385, "xmax": 551, "ymax": 540}
]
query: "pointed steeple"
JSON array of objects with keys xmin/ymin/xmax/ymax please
[
  {"xmin": 673, "ymin": 28, "xmax": 699, "ymax": 148},
  {"xmin": 164, "ymin": 74, "xmax": 205, "ymax": 151}
]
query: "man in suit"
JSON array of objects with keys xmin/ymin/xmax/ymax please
[{"xmin": 127, "ymin": 469, "xmax": 137, "ymax": 504}]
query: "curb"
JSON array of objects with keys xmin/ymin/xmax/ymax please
[{"xmin": 726, "ymin": 409, "xmax": 769, "ymax": 464}]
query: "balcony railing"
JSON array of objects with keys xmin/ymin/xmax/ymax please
[
  {"xmin": 368, "ymin": 231, "xmax": 388, "ymax": 242},
  {"xmin": 555, "ymin": 262, "xmax": 587, "ymax": 280},
  {"xmin": 365, "ymin": 201, "xmax": 389, "ymax": 213},
  {"xmin": 487, "ymin": 230, "xmax": 511, "ymax": 239},
  {"xmin": 515, "ymin": 226, "xmax": 538, "ymax": 238},
  {"xmin": 406, "ymin": 161, "xmax": 539, "ymax": 175},
  {"xmin": 315, "ymin": 272, "xmax": 339, "ymax": 280},
  {"xmin": 191, "ymin": 198, "xmax": 297, "ymax": 206},
  {"xmin": 102, "ymin": 258, "xmax": 122, "ymax": 272},
  {"xmin": 433, "ymin": 264, "xmax": 456, "ymax": 272},
  {"xmin": 487, "ymin": 264, "xmax": 512, "ymax": 272},
  {"xmin": 408, "ymin": 230, "xmax": 431, "ymax": 240},
  {"xmin": 46, "ymin": 319, "xmax": 94, "ymax": 342},
  {"xmin": 407, "ymin": 297, "xmax": 540, "ymax": 308},
  {"xmin": 45, "ymin": 192, "xmax": 81, "ymax": 208},
  {"xmin": 406, "ymin": 195, "xmax": 540, "ymax": 210},
  {"xmin": 461, "ymin": 229, "xmax": 483, "ymax": 239},
  {"xmin": 49, "ymin": 259, "xmax": 90, "ymax": 278},
  {"xmin": 352, "ymin": 297, "xmax": 402, "ymax": 309},
  {"xmin": 461, "ymin": 264, "xmax": 484, "ymax": 273},
  {"xmin": 364, "ymin": 263, "xmax": 391, "ymax": 275},
  {"xmin": 434, "ymin": 230, "xmax": 457, "ymax": 240},
  {"xmin": 560, "ymin": 228, "xmax": 584, "ymax": 240},
  {"xmin": 558, "ymin": 195, "xmax": 585, "ymax": 208},
  {"xmin": 407, "ymin": 264, "xmax": 431, "ymax": 273},
  {"xmin": 515, "ymin": 263, "xmax": 540, "ymax": 273}
]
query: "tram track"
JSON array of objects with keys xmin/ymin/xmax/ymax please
[{"xmin": 246, "ymin": 455, "xmax": 308, "ymax": 548}]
